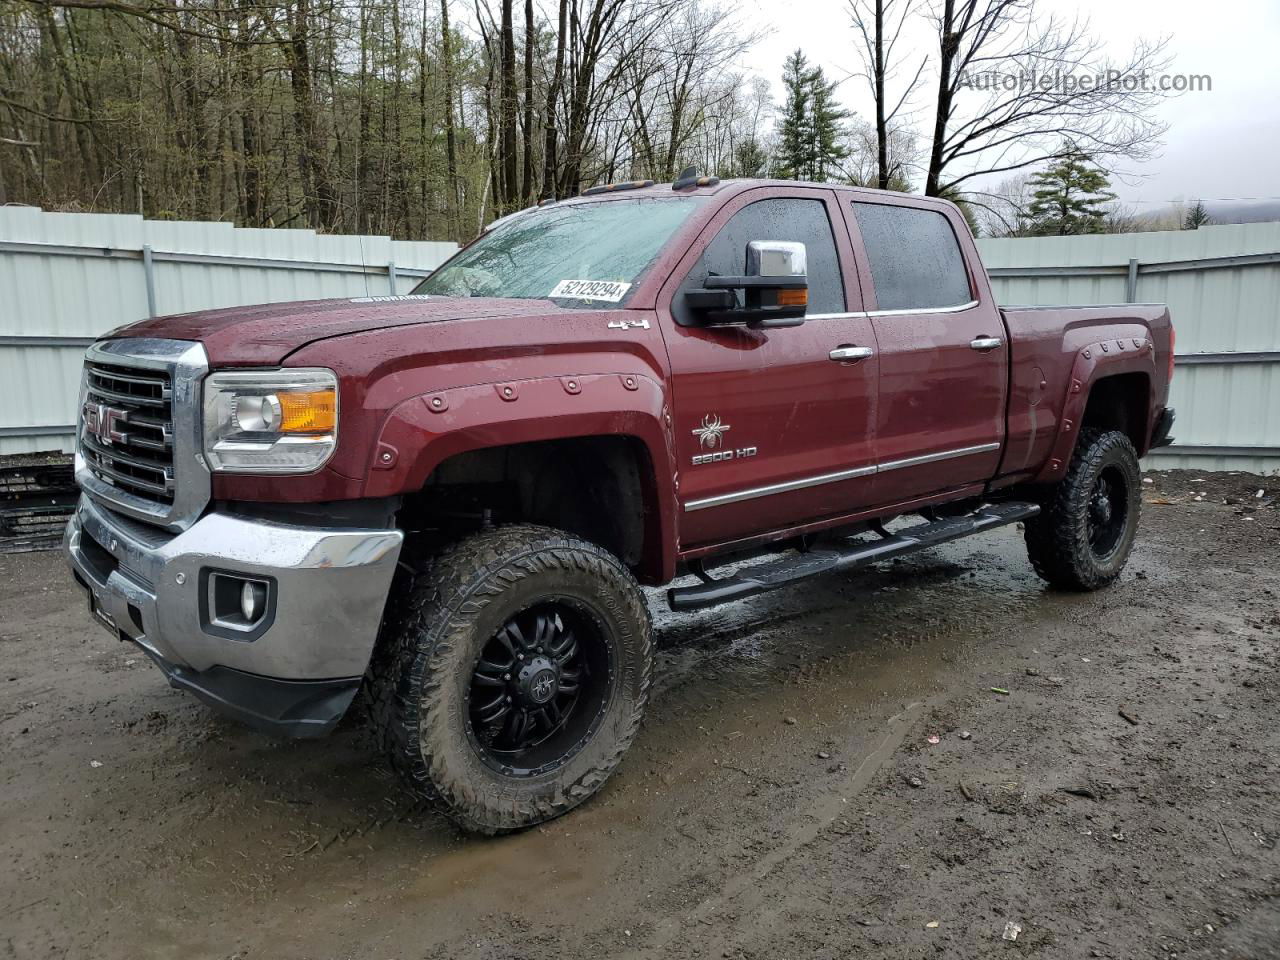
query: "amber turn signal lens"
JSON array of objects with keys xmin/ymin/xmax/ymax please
[
  {"xmin": 277, "ymin": 390, "xmax": 337, "ymax": 433},
  {"xmin": 777, "ymin": 288, "xmax": 808, "ymax": 307}
]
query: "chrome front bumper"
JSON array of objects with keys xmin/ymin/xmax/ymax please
[{"xmin": 64, "ymin": 494, "xmax": 403, "ymax": 736}]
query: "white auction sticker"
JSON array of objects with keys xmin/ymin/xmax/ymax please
[{"xmin": 548, "ymin": 279, "xmax": 631, "ymax": 302}]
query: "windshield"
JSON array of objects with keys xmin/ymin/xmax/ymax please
[{"xmin": 412, "ymin": 196, "xmax": 704, "ymax": 307}]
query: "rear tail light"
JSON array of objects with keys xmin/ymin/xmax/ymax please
[{"xmin": 1168, "ymin": 326, "xmax": 1176, "ymax": 383}]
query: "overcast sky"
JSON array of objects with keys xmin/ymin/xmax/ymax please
[{"xmin": 735, "ymin": 0, "xmax": 1280, "ymax": 206}]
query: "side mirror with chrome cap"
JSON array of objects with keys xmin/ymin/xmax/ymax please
[{"xmin": 685, "ymin": 240, "xmax": 809, "ymax": 329}]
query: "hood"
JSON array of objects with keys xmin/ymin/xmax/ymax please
[{"xmin": 108, "ymin": 296, "xmax": 566, "ymax": 366}]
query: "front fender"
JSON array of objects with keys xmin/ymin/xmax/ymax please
[
  {"xmin": 365, "ymin": 372, "xmax": 680, "ymax": 579},
  {"xmin": 1032, "ymin": 335, "xmax": 1158, "ymax": 485}
]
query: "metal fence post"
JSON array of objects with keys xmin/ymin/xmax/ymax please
[
  {"xmin": 1125, "ymin": 257, "xmax": 1139, "ymax": 303},
  {"xmin": 387, "ymin": 260, "xmax": 398, "ymax": 295},
  {"xmin": 142, "ymin": 244, "xmax": 158, "ymax": 317}
]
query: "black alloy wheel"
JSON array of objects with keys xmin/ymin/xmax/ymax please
[
  {"xmin": 466, "ymin": 602, "xmax": 612, "ymax": 777},
  {"xmin": 1086, "ymin": 465, "xmax": 1130, "ymax": 560}
]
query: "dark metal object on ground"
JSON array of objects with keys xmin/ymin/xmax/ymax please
[{"xmin": 0, "ymin": 453, "xmax": 76, "ymax": 553}]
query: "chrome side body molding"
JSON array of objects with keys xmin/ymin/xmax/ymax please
[{"xmin": 682, "ymin": 442, "xmax": 1001, "ymax": 511}]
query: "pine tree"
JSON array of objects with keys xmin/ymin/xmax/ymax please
[
  {"xmin": 777, "ymin": 50, "xmax": 850, "ymax": 181},
  {"xmin": 731, "ymin": 138, "xmax": 770, "ymax": 178},
  {"xmin": 777, "ymin": 50, "xmax": 812, "ymax": 180},
  {"xmin": 1026, "ymin": 151, "xmax": 1116, "ymax": 236},
  {"xmin": 1183, "ymin": 201, "xmax": 1211, "ymax": 230},
  {"xmin": 807, "ymin": 67, "xmax": 850, "ymax": 181}
]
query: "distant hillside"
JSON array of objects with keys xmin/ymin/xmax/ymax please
[
  {"xmin": 1200, "ymin": 200, "xmax": 1280, "ymax": 224},
  {"xmin": 1118, "ymin": 199, "xmax": 1280, "ymax": 232}
]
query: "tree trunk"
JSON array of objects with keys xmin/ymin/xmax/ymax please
[
  {"xmin": 357, "ymin": 5, "xmax": 371, "ymax": 233},
  {"xmin": 541, "ymin": 0, "xmax": 567, "ymax": 198},
  {"xmin": 520, "ymin": 0, "xmax": 535, "ymax": 203},
  {"xmin": 418, "ymin": 0, "xmax": 429, "ymax": 236},
  {"xmin": 285, "ymin": 0, "xmax": 339, "ymax": 230},
  {"xmin": 391, "ymin": 0, "xmax": 407, "ymax": 236},
  {"xmin": 237, "ymin": 0, "xmax": 263, "ymax": 225},
  {"xmin": 36, "ymin": 8, "xmax": 98, "ymax": 194},
  {"xmin": 499, "ymin": 0, "xmax": 519, "ymax": 212},
  {"xmin": 874, "ymin": 0, "xmax": 888, "ymax": 189},
  {"xmin": 440, "ymin": 0, "xmax": 460, "ymax": 232},
  {"xmin": 926, "ymin": 0, "xmax": 956, "ymax": 197}
]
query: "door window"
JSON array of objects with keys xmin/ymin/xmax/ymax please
[
  {"xmin": 676, "ymin": 198, "xmax": 845, "ymax": 323},
  {"xmin": 851, "ymin": 203, "xmax": 972, "ymax": 311}
]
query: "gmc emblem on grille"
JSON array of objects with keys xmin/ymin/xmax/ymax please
[{"xmin": 83, "ymin": 401, "xmax": 129, "ymax": 446}]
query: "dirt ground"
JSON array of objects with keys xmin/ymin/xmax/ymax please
[{"xmin": 2, "ymin": 469, "xmax": 1277, "ymax": 960}]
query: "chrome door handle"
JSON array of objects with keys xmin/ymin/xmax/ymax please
[
  {"xmin": 829, "ymin": 345, "xmax": 874, "ymax": 362},
  {"xmin": 970, "ymin": 337, "xmax": 1002, "ymax": 351}
]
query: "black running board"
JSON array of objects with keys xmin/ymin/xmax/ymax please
[{"xmin": 667, "ymin": 501, "xmax": 1040, "ymax": 612}]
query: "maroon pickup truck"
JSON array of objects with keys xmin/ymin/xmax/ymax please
[{"xmin": 65, "ymin": 176, "xmax": 1175, "ymax": 833}]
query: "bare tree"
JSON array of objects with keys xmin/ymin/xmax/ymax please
[
  {"xmin": 924, "ymin": 0, "xmax": 1170, "ymax": 199},
  {"xmin": 622, "ymin": 2, "xmax": 757, "ymax": 180},
  {"xmin": 846, "ymin": 0, "xmax": 925, "ymax": 189},
  {"xmin": 0, "ymin": 0, "xmax": 760, "ymax": 238},
  {"xmin": 498, "ymin": 0, "xmax": 518, "ymax": 210},
  {"xmin": 541, "ymin": 0, "xmax": 568, "ymax": 195},
  {"xmin": 967, "ymin": 171, "xmax": 1032, "ymax": 236},
  {"xmin": 276, "ymin": 0, "xmax": 339, "ymax": 229},
  {"xmin": 839, "ymin": 116, "xmax": 917, "ymax": 189}
]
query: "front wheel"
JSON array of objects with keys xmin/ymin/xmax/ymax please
[
  {"xmin": 369, "ymin": 524, "xmax": 652, "ymax": 833},
  {"xmin": 1025, "ymin": 429, "xmax": 1142, "ymax": 590}
]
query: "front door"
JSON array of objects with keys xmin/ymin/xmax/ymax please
[
  {"xmin": 658, "ymin": 187, "xmax": 879, "ymax": 549},
  {"xmin": 845, "ymin": 198, "xmax": 1008, "ymax": 505}
]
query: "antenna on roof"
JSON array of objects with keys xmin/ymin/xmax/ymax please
[{"xmin": 672, "ymin": 166, "xmax": 720, "ymax": 191}]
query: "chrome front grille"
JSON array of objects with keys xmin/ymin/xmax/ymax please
[
  {"xmin": 82, "ymin": 360, "xmax": 176, "ymax": 504},
  {"xmin": 76, "ymin": 338, "xmax": 211, "ymax": 531}
]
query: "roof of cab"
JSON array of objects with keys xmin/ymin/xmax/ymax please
[
  {"xmin": 555, "ymin": 177, "xmax": 959, "ymax": 211},
  {"xmin": 483, "ymin": 177, "xmax": 962, "ymax": 232}
]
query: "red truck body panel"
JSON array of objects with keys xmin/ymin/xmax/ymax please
[
  {"xmin": 102, "ymin": 179, "xmax": 1173, "ymax": 585},
  {"xmin": 998, "ymin": 304, "xmax": 1172, "ymax": 486},
  {"xmin": 655, "ymin": 184, "xmax": 881, "ymax": 548},
  {"xmin": 839, "ymin": 191, "xmax": 1008, "ymax": 502}
]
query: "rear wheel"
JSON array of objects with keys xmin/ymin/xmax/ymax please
[
  {"xmin": 369, "ymin": 524, "xmax": 652, "ymax": 833},
  {"xmin": 1025, "ymin": 429, "xmax": 1142, "ymax": 590}
]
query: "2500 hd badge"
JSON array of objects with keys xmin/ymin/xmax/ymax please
[{"xmin": 692, "ymin": 446, "xmax": 758, "ymax": 466}]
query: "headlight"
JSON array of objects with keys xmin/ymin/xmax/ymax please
[{"xmin": 202, "ymin": 369, "xmax": 338, "ymax": 473}]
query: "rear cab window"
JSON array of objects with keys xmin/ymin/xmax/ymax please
[{"xmin": 850, "ymin": 203, "xmax": 973, "ymax": 311}]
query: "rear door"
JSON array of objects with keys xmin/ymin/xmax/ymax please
[
  {"xmin": 658, "ymin": 187, "xmax": 879, "ymax": 549},
  {"xmin": 844, "ymin": 198, "xmax": 1007, "ymax": 504}
]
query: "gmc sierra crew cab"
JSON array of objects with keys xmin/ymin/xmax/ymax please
[{"xmin": 65, "ymin": 174, "xmax": 1175, "ymax": 833}]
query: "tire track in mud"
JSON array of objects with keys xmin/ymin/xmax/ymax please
[{"xmin": 624, "ymin": 697, "xmax": 933, "ymax": 958}]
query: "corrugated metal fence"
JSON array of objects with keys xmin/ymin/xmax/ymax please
[
  {"xmin": 978, "ymin": 222, "xmax": 1280, "ymax": 474},
  {"xmin": 0, "ymin": 206, "xmax": 457, "ymax": 455},
  {"xmin": 3, "ymin": 209, "xmax": 1276, "ymax": 473}
]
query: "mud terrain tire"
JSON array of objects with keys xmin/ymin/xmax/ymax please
[
  {"xmin": 369, "ymin": 524, "xmax": 652, "ymax": 833},
  {"xmin": 1025, "ymin": 428, "xmax": 1142, "ymax": 591}
]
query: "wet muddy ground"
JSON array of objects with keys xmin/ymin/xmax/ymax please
[{"xmin": 2, "ymin": 470, "xmax": 1277, "ymax": 959}]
